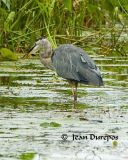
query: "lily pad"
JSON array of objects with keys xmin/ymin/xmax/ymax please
[
  {"xmin": 112, "ymin": 140, "xmax": 118, "ymax": 148},
  {"xmin": 40, "ymin": 122, "xmax": 50, "ymax": 128},
  {"xmin": 19, "ymin": 152, "xmax": 36, "ymax": 160},
  {"xmin": 50, "ymin": 122, "xmax": 61, "ymax": 127},
  {"xmin": 0, "ymin": 48, "xmax": 18, "ymax": 61}
]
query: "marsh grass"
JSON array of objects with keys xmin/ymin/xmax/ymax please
[{"xmin": 0, "ymin": 0, "xmax": 128, "ymax": 56}]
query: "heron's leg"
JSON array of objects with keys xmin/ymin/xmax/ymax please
[
  {"xmin": 68, "ymin": 80, "xmax": 78, "ymax": 109},
  {"xmin": 72, "ymin": 82, "xmax": 78, "ymax": 109}
]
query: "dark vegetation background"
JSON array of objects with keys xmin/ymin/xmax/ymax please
[{"xmin": 0, "ymin": 0, "xmax": 128, "ymax": 58}]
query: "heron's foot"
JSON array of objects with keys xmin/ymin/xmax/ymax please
[
  {"xmin": 72, "ymin": 109, "xmax": 80, "ymax": 113},
  {"xmin": 71, "ymin": 107, "xmax": 83, "ymax": 113},
  {"xmin": 72, "ymin": 103, "xmax": 78, "ymax": 112}
]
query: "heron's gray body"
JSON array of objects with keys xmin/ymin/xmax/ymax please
[{"xmin": 52, "ymin": 44, "xmax": 103, "ymax": 86}]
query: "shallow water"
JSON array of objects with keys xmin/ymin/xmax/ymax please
[{"xmin": 0, "ymin": 56, "xmax": 128, "ymax": 160}]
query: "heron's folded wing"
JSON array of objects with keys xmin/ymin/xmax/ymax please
[
  {"xmin": 52, "ymin": 44, "xmax": 103, "ymax": 86},
  {"xmin": 52, "ymin": 46, "xmax": 80, "ymax": 81}
]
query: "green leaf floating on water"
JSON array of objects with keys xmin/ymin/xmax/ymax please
[
  {"xmin": 0, "ymin": 48, "xmax": 18, "ymax": 61},
  {"xmin": 40, "ymin": 122, "xmax": 61, "ymax": 128},
  {"xmin": 50, "ymin": 122, "xmax": 61, "ymax": 127},
  {"xmin": 40, "ymin": 122, "xmax": 50, "ymax": 128},
  {"xmin": 19, "ymin": 152, "xmax": 36, "ymax": 160},
  {"xmin": 112, "ymin": 140, "xmax": 118, "ymax": 148}
]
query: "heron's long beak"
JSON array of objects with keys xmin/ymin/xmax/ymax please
[
  {"xmin": 22, "ymin": 44, "xmax": 38, "ymax": 58},
  {"xmin": 28, "ymin": 44, "xmax": 36, "ymax": 53}
]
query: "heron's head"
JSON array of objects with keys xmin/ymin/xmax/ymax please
[{"xmin": 23, "ymin": 37, "xmax": 52, "ymax": 58}]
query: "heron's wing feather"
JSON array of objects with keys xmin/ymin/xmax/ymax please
[
  {"xmin": 52, "ymin": 45, "xmax": 80, "ymax": 81},
  {"xmin": 52, "ymin": 44, "xmax": 103, "ymax": 86},
  {"xmin": 76, "ymin": 49, "xmax": 103, "ymax": 86},
  {"xmin": 79, "ymin": 52, "xmax": 101, "ymax": 77}
]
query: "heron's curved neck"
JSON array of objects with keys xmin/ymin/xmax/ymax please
[
  {"xmin": 39, "ymin": 39, "xmax": 53, "ymax": 69},
  {"xmin": 40, "ymin": 40, "xmax": 52, "ymax": 58}
]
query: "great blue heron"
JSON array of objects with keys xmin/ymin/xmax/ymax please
[{"xmin": 25, "ymin": 37, "xmax": 103, "ymax": 108}]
